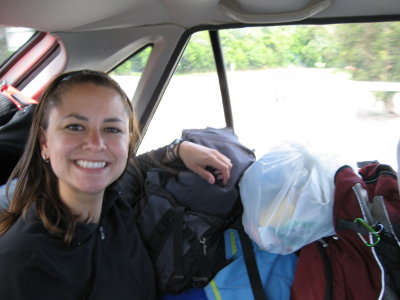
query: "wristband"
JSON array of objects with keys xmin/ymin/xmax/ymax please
[{"xmin": 167, "ymin": 138, "xmax": 185, "ymax": 160}]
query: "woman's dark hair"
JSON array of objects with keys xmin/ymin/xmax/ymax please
[{"xmin": 0, "ymin": 70, "xmax": 140, "ymax": 243}]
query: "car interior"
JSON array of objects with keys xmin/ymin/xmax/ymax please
[{"xmin": 0, "ymin": 0, "xmax": 400, "ymax": 297}]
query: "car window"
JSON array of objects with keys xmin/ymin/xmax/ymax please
[
  {"xmin": 110, "ymin": 46, "xmax": 152, "ymax": 100},
  {"xmin": 0, "ymin": 26, "xmax": 35, "ymax": 66},
  {"xmin": 219, "ymin": 22, "xmax": 400, "ymax": 167},
  {"xmin": 136, "ymin": 22, "xmax": 400, "ymax": 168},
  {"xmin": 137, "ymin": 32, "xmax": 226, "ymax": 154}
]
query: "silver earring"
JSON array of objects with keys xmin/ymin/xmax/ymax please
[{"xmin": 42, "ymin": 155, "xmax": 50, "ymax": 163}]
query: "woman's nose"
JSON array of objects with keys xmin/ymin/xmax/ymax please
[{"xmin": 82, "ymin": 130, "xmax": 107, "ymax": 152}]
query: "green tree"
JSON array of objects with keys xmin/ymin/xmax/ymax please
[
  {"xmin": 171, "ymin": 21, "xmax": 400, "ymax": 112},
  {"xmin": 176, "ymin": 31, "xmax": 214, "ymax": 74},
  {"xmin": 332, "ymin": 22, "xmax": 400, "ymax": 106},
  {"xmin": 289, "ymin": 25, "xmax": 333, "ymax": 67},
  {"xmin": 111, "ymin": 46, "xmax": 152, "ymax": 75}
]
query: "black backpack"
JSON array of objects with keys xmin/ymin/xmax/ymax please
[
  {"xmin": 136, "ymin": 168, "xmax": 243, "ymax": 293},
  {"xmin": 136, "ymin": 127, "xmax": 256, "ymax": 294},
  {"xmin": 137, "ymin": 170, "xmax": 270, "ymax": 300}
]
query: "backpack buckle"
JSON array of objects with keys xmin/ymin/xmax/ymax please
[{"xmin": 192, "ymin": 276, "xmax": 209, "ymax": 288}]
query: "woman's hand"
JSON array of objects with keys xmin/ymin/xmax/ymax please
[{"xmin": 178, "ymin": 141, "xmax": 232, "ymax": 185}]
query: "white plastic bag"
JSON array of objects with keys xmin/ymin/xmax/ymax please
[{"xmin": 239, "ymin": 142, "xmax": 338, "ymax": 254}]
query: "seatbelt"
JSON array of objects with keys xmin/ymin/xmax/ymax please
[{"xmin": 0, "ymin": 83, "xmax": 38, "ymax": 109}]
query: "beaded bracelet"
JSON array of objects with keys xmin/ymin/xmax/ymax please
[{"xmin": 166, "ymin": 138, "xmax": 185, "ymax": 161}]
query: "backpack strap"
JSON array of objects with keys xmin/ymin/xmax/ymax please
[
  {"xmin": 229, "ymin": 216, "xmax": 267, "ymax": 300},
  {"xmin": 352, "ymin": 164, "xmax": 400, "ymax": 297},
  {"xmin": 336, "ymin": 219, "xmax": 370, "ymax": 235},
  {"xmin": 146, "ymin": 207, "xmax": 177, "ymax": 257},
  {"xmin": 237, "ymin": 228, "xmax": 267, "ymax": 300},
  {"xmin": 172, "ymin": 206, "xmax": 185, "ymax": 284},
  {"xmin": 370, "ymin": 196, "xmax": 400, "ymax": 244},
  {"xmin": 316, "ymin": 239, "xmax": 333, "ymax": 300},
  {"xmin": 370, "ymin": 197, "xmax": 400, "ymax": 297}
]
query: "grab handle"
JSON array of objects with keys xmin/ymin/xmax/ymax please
[{"xmin": 219, "ymin": 0, "xmax": 332, "ymax": 24}]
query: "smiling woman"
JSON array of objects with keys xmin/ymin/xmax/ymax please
[
  {"xmin": 0, "ymin": 69, "xmax": 234, "ymax": 300},
  {"xmin": 0, "ymin": 70, "xmax": 156, "ymax": 300}
]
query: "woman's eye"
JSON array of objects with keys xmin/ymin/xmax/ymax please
[
  {"xmin": 104, "ymin": 127, "xmax": 122, "ymax": 134},
  {"xmin": 66, "ymin": 124, "xmax": 83, "ymax": 131}
]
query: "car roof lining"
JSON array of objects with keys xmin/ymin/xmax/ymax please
[{"xmin": 0, "ymin": 0, "xmax": 400, "ymax": 33}]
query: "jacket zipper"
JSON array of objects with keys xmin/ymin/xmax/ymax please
[
  {"xmin": 99, "ymin": 226, "xmax": 105, "ymax": 240},
  {"xmin": 199, "ymin": 236, "xmax": 207, "ymax": 255}
]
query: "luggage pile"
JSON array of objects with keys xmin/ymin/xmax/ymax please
[{"xmin": 156, "ymin": 138, "xmax": 400, "ymax": 300}]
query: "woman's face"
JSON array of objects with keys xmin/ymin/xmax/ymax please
[{"xmin": 40, "ymin": 82, "xmax": 130, "ymax": 197}]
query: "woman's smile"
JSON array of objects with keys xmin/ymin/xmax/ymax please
[{"xmin": 75, "ymin": 160, "xmax": 108, "ymax": 169}]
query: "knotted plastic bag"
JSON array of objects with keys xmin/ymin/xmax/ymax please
[{"xmin": 239, "ymin": 142, "xmax": 338, "ymax": 254}]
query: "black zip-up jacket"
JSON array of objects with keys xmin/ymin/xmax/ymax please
[{"xmin": 0, "ymin": 147, "xmax": 172, "ymax": 300}]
